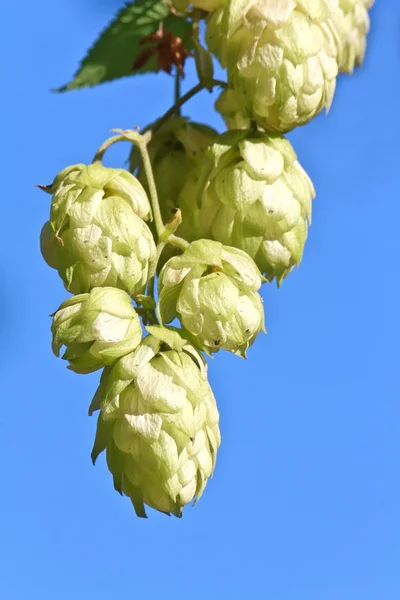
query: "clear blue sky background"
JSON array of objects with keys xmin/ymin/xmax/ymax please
[{"xmin": 1, "ymin": 1, "xmax": 399, "ymax": 598}]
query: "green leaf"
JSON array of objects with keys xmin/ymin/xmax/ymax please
[{"xmin": 55, "ymin": 0, "xmax": 192, "ymax": 92}]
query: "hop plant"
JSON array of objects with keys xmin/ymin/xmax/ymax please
[
  {"xmin": 198, "ymin": 129, "xmax": 315, "ymax": 284},
  {"xmin": 215, "ymin": 88, "xmax": 251, "ymax": 130},
  {"xmin": 207, "ymin": 0, "xmax": 342, "ymax": 133},
  {"xmin": 133, "ymin": 117, "xmax": 218, "ymax": 245},
  {"xmin": 51, "ymin": 287, "xmax": 142, "ymax": 374},
  {"xmin": 91, "ymin": 326, "xmax": 221, "ymax": 518},
  {"xmin": 40, "ymin": 164, "xmax": 156, "ymax": 297},
  {"xmin": 327, "ymin": 0, "xmax": 373, "ymax": 73},
  {"xmin": 158, "ymin": 239, "xmax": 265, "ymax": 356},
  {"xmin": 38, "ymin": 0, "xmax": 374, "ymax": 519}
]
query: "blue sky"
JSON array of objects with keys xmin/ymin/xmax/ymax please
[{"xmin": 1, "ymin": 1, "xmax": 399, "ymax": 598}]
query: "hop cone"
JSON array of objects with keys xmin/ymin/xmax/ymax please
[
  {"xmin": 40, "ymin": 164, "xmax": 156, "ymax": 297},
  {"xmin": 133, "ymin": 118, "xmax": 217, "ymax": 240},
  {"xmin": 158, "ymin": 240, "xmax": 265, "ymax": 356},
  {"xmin": 215, "ymin": 88, "xmax": 251, "ymax": 130},
  {"xmin": 327, "ymin": 0, "xmax": 373, "ymax": 73},
  {"xmin": 198, "ymin": 130, "xmax": 315, "ymax": 284},
  {"xmin": 207, "ymin": 0, "xmax": 342, "ymax": 133},
  {"xmin": 51, "ymin": 287, "xmax": 142, "ymax": 374},
  {"xmin": 91, "ymin": 326, "xmax": 221, "ymax": 518}
]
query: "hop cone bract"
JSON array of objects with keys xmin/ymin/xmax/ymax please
[
  {"xmin": 158, "ymin": 240, "xmax": 265, "ymax": 356},
  {"xmin": 40, "ymin": 164, "xmax": 156, "ymax": 296},
  {"xmin": 207, "ymin": 0, "xmax": 342, "ymax": 133},
  {"xmin": 91, "ymin": 326, "xmax": 220, "ymax": 518},
  {"xmin": 198, "ymin": 129, "xmax": 315, "ymax": 284},
  {"xmin": 51, "ymin": 287, "xmax": 142, "ymax": 374},
  {"xmin": 215, "ymin": 88, "xmax": 251, "ymax": 130},
  {"xmin": 327, "ymin": 0, "xmax": 373, "ymax": 73}
]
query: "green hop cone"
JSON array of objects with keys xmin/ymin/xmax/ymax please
[
  {"xmin": 132, "ymin": 117, "xmax": 218, "ymax": 268},
  {"xmin": 327, "ymin": 0, "xmax": 373, "ymax": 74},
  {"xmin": 198, "ymin": 129, "xmax": 315, "ymax": 284},
  {"xmin": 40, "ymin": 164, "xmax": 156, "ymax": 296},
  {"xmin": 51, "ymin": 287, "xmax": 142, "ymax": 374},
  {"xmin": 215, "ymin": 88, "xmax": 251, "ymax": 130},
  {"xmin": 158, "ymin": 240, "xmax": 265, "ymax": 357},
  {"xmin": 207, "ymin": 0, "xmax": 342, "ymax": 133},
  {"xmin": 91, "ymin": 326, "xmax": 221, "ymax": 518}
]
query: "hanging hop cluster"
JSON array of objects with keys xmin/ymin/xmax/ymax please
[{"xmin": 39, "ymin": 0, "xmax": 374, "ymax": 518}]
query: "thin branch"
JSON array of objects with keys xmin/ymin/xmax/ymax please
[
  {"xmin": 92, "ymin": 134, "xmax": 126, "ymax": 164},
  {"xmin": 151, "ymin": 78, "xmax": 227, "ymax": 136},
  {"xmin": 135, "ymin": 134, "xmax": 165, "ymax": 240},
  {"xmin": 174, "ymin": 69, "xmax": 181, "ymax": 113},
  {"xmin": 167, "ymin": 234, "xmax": 190, "ymax": 251}
]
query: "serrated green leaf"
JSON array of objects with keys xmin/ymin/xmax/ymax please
[{"xmin": 55, "ymin": 0, "xmax": 193, "ymax": 92}]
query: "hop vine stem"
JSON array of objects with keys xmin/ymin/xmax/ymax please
[
  {"xmin": 92, "ymin": 78, "xmax": 226, "ymax": 247},
  {"xmin": 93, "ymin": 79, "xmax": 226, "ymax": 167},
  {"xmin": 135, "ymin": 132, "xmax": 165, "ymax": 239},
  {"xmin": 92, "ymin": 134, "xmax": 127, "ymax": 164},
  {"xmin": 174, "ymin": 69, "xmax": 181, "ymax": 112},
  {"xmin": 151, "ymin": 78, "xmax": 227, "ymax": 136}
]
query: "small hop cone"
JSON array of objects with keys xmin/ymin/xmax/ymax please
[
  {"xmin": 327, "ymin": 0, "xmax": 373, "ymax": 74},
  {"xmin": 207, "ymin": 0, "xmax": 342, "ymax": 133},
  {"xmin": 133, "ymin": 117, "xmax": 218, "ymax": 268},
  {"xmin": 51, "ymin": 287, "xmax": 142, "ymax": 374},
  {"xmin": 215, "ymin": 88, "xmax": 251, "ymax": 130},
  {"xmin": 198, "ymin": 129, "xmax": 315, "ymax": 285},
  {"xmin": 40, "ymin": 164, "xmax": 156, "ymax": 297},
  {"xmin": 158, "ymin": 240, "xmax": 265, "ymax": 357},
  {"xmin": 91, "ymin": 326, "xmax": 221, "ymax": 518}
]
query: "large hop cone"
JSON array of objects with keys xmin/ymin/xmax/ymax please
[
  {"xmin": 91, "ymin": 326, "xmax": 221, "ymax": 518},
  {"xmin": 40, "ymin": 164, "xmax": 156, "ymax": 297},
  {"xmin": 51, "ymin": 287, "xmax": 142, "ymax": 374},
  {"xmin": 327, "ymin": 0, "xmax": 373, "ymax": 74},
  {"xmin": 198, "ymin": 130, "xmax": 315, "ymax": 284},
  {"xmin": 206, "ymin": 0, "xmax": 342, "ymax": 133},
  {"xmin": 158, "ymin": 239, "xmax": 265, "ymax": 357},
  {"xmin": 132, "ymin": 117, "xmax": 218, "ymax": 268}
]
